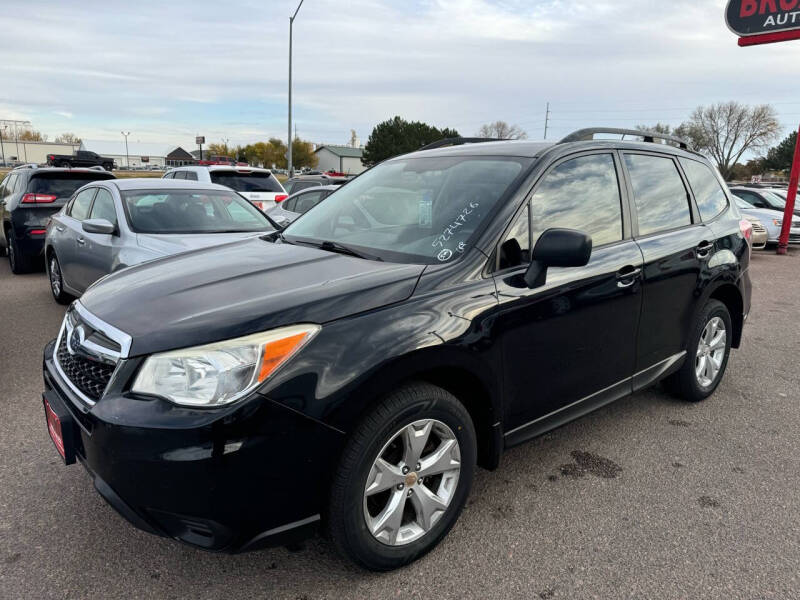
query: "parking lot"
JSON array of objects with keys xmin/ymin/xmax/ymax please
[{"xmin": 0, "ymin": 250, "xmax": 797, "ymax": 599}]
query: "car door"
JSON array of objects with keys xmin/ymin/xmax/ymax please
[
  {"xmin": 492, "ymin": 152, "xmax": 643, "ymax": 441},
  {"xmin": 621, "ymin": 152, "xmax": 710, "ymax": 382},
  {"xmin": 56, "ymin": 187, "xmax": 97, "ymax": 291},
  {"xmin": 78, "ymin": 187, "xmax": 120, "ymax": 289}
]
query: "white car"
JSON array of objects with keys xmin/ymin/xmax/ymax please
[{"xmin": 163, "ymin": 165, "xmax": 287, "ymax": 212}]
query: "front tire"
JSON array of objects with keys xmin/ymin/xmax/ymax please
[
  {"xmin": 664, "ymin": 299, "xmax": 732, "ymax": 402},
  {"xmin": 328, "ymin": 382, "xmax": 476, "ymax": 571},
  {"xmin": 47, "ymin": 252, "xmax": 73, "ymax": 304}
]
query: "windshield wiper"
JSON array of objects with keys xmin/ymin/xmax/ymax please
[{"xmin": 292, "ymin": 238, "xmax": 382, "ymax": 261}]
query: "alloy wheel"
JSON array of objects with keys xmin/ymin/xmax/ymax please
[
  {"xmin": 49, "ymin": 256, "xmax": 62, "ymax": 297},
  {"xmin": 695, "ymin": 316, "xmax": 726, "ymax": 388},
  {"xmin": 363, "ymin": 419, "xmax": 461, "ymax": 546}
]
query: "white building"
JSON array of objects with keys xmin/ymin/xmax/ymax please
[
  {"xmin": 314, "ymin": 145, "xmax": 366, "ymax": 175},
  {"xmin": 0, "ymin": 140, "xmax": 80, "ymax": 165},
  {"xmin": 81, "ymin": 140, "xmax": 171, "ymax": 169}
]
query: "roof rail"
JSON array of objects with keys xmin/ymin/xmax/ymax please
[
  {"xmin": 12, "ymin": 163, "xmax": 40, "ymax": 170},
  {"xmin": 88, "ymin": 165, "xmax": 106, "ymax": 171},
  {"xmin": 419, "ymin": 137, "xmax": 503, "ymax": 151},
  {"xmin": 559, "ymin": 128, "xmax": 691, "ymax": 150}
]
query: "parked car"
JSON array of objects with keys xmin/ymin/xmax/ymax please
[
  {"xmin": 42, "ymin": 129, "xmax": 751, "ymax": 571},
  {"xmin": 732, "ymin": 195, "xmax": 800, "ymax": 245},
  {"xmin": 0, "ymin": 166, "xmax": 115, "ymax": 273},
  {"xmin": 283, "ymin": 173, "xmax": 349, "ymax": 195},
  {"xmin": 46, "ymin": 150, "xmax": 114, "ymax": 171},
  {"xmin": 739, "ymin": 214, "xmax": 768, "ymax": 249},
  {"xmin": 729, "ymin": 186, "xmax": 800, "ymax": 217},
  {"xmin": 163, "ymin": 166, "xmax": 287, "ymax": 212},
  {"xmin": 267, "ymin": 184, "xmax": 339, "ymax": 226},
  {"xmin": 44, "ymin": 179, "xmax": 279, "ymax": 304}
]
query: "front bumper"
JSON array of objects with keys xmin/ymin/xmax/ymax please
[{"xmin": 42, "ymin": 339, "xmax": 345, "ymax": 552}]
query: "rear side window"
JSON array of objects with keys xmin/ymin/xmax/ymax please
[
  {"xmin": 69, "ymin": 188, "xmax": 96, "ymax": 220},
  {"xmin": 89, "ymin": 189, "xmax": 118, "ymax": 226},
  {"xmin": 680, "ymin": 159, "xmax": 728, "ymax": 222},
  {"xmin": 28, "ymin": 173, "xmax": 112, "ymax": 200},
  {"xmin": 625, "ymin": 154, "xmax": 691, "ymax": 236},
  {"xmin": 210, "ymin": 171, "xmax": 283, "ymax": 192},
  {"xmin": 530, "ymin": 153, "xmax": 623, "ymax": 247},
  {"xmin": 173, "ymin": 171, "xmax": 187, "ymax": 180},
  {"xmin": 285, "ymin": 180, "xmax": 320, "ymax": 194},
  {"xmin": 294, "ymin": 191, "xmax": 325, "ymax": 214},
  {"xmin": 184, "ymin": 171, "xmax": 198, "ymax": 181}
]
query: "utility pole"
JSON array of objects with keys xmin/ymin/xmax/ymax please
[
  {"xmin": 544, "ymin": 102, "xmax": 551, "ymax": 140},
  {"xmin": 121, "ymin": 131, "xmax": 130, "ymax": 169},
  {"xmin": 288, "ymin": 0, "xmax": 304, "ymax": 178},
  {"xmin": 0, "ymin": 125, "xmax": 5, "ymax": 166}
]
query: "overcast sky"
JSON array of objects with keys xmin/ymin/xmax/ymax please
[{"xmin": 1, "ymin": 0, "xmax": 800, "ymax": 149}]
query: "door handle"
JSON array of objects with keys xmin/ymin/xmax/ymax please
[
  {"xmin": 77, "ymin": 237, "xmax": 86, "ymax": 245},
  {"xmin": 696, "ymin": 241, "xmax": 714, "ymax": 259},
  {"xmin": 616, "ymin": 266, "xmax": 641, "ymax": 288},
  {"xmin": 56, "ymin": 226, "xmax": 65, "ymax": 232}
]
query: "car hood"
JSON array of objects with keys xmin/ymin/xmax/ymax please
[
  {"xmin": 79, "ymin": 237, "xmax": 425, "ymax": 356},
  {"xmin": 136, "ymin": 232, "xmax": 266, "ymax": 255}
]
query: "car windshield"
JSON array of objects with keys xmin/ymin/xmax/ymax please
[
  {"xmin": 209, "ymin": 171, "xmax": 283, "ymax": 192},
  {"xmin": 121, "ymin": 189, "xmax": 273, "ymax": 234},
  {"xmin": 283, "ymin": 156, "xmax": 529, "ymax": 263},
  {"xmin": 29, "ymin": 173, "xmax": 112, "ymax": 200},
  {"xmin": 762, "ymin": 191, "xmax": 786, "ymax": 208}
]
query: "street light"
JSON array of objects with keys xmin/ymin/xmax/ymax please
[
  {"xmin": 0, "ymin": 125, "xmax": 6, "ymax": 166},
  {"xmin": 121, "ymin": 131, "xmax": 130, "ymax": 169},
  {"xmin": 288, "ymin": 0, "xmax": 304, "ymax": 178}
]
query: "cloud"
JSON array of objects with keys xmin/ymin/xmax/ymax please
[{"xmin": 0, "ymin": 0, "xmax": 798, "ymax": 148}]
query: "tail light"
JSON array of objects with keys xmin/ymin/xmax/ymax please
[
  {"xmin": 21, "ymin": 193, "xmax": 57, "ymax": 204},
  {"xmin": 29, "ymin": 229, "xmax": 47, "ymax": 235},
  {"xmin": 739, "ymin": 219, "xmax": 753, "ymax": 242},
  {"xmin": 274, "ymin": 194, "xmax": 288, "ymax": 203}
]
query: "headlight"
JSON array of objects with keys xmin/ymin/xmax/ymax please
[{"xmin": 131, "ymin": 324, "xmax": 320, "ymax": 407}]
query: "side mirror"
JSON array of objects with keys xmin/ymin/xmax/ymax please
[
  {"xmin": 524, "ymin": 228, "xmax": 592, "ymax": 289},
  {"xmin": 82, "ymin": 219, "xmax": 116, "ymax": 235}
]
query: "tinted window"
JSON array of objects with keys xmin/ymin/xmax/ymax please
[
  {"xmin": 285, "ymin": 180, "xmax": 320, "ymax": 194},
  {"xmin": 184, "ymin": 171, "xmax": 198, "ymax": 181},
  {"xmin": 282, "ymin": 197, "xmax": 297, "ymax": 212},
  {"xmin": 499, "ymin": 204, "xmax": 530, "ymax": 269},
  {"xmin": 14, "ymin": 174, "xmax": 26, "ymax": 192},
  {"xmin": 70, "ymin": 188, "xmax": 96, "ymax": 220},
  {"xmin": 28, "ymin": 173, "xmax": 112, "ymax": 199},
  {"xmin": 294, "ymin": 191, "xmax": 325, "ymax": 214},
  {"xmin": 163, "ymin": 172, "xmax": 174, "ymax": 179},
  {"xmin": 285, "ymin": 156, "xmax": 528, "ymax": 264},
  {"xmin": 209, "ymin": 171, "xmax": 283, "ymax": 192},
  {"xmin": 121, "ymin": 189, "xmax": 272, "ymax": 234},
  {"xmin": 173, "ymin": 171, "xmax": 187, "ymax": 180},
  {"xmin": 531, "ymin": 154, "xmax": 623, "ymax": 247},
  {"xmin": 0, "ymin": 174, "xmax": 14, "ymax": 199},
  {"xmin": 680, "ymin": 159, "xmax": 728, "ymax": 221},
  {"xmin": 89, "ymin": 189, "xmax": 118, "ymax": 226},
  {"xmin": 625, "ymin": 154, "xmax": 691, "ymax": 236}
]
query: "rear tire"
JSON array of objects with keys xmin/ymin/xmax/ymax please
[
  {"xmin": 59, "ymin": 161, "xmax": 70, "ymax": 168},
  {"xmin": 7, "ymin": 230, "xmax": 33, "ymax": 274},
  {"xmin": 664, "ymin": 299, "xmax": 732, "ymax": 402},
  {"xmin": 47, "ymin": 252, "xmax": 73, "ymax": 304},
  {"xmin": 328, "ymin": 382, "xmax": 476, "ymax": 571}
]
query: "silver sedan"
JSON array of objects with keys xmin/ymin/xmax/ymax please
[{"xmin": 44, "ymin": 179, "xmax": 278, "ymax": 304}]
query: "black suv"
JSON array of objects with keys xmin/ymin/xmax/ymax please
[
  {"xmin": 1, "ymin": 166, "xmax": 115, "ymax": 273},
  {"xmin": 41, "ymin": 129, "xmax": 751, "ymax": 571}
]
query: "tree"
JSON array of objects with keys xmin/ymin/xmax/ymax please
[
  {"xmin": 674, "ymin": 102, "xmax": 780, "ymax": 180},
  {"xmin": 16, "ymin": 128, "xmax": 47, "ymax": 142},
  {"xmin": 291, "ymin": 138, "xmax": 318, "ymax": 169},
  {"xmin": 477, "ymin": 121, "xmax": 527, "ymax": 139},
  {"xmin": 730, "ymin": 158, "xmax": 766, "ymax": 181},
  {"xmin": 362, "ymin": 116, "xmax": 461, "ymax": 166},
  {"xmin": 764, "ymin": 131, "xmax": 797, "ymax": 173},
  {"xmin": 55, "ymin": 133, "xmax": 81, "ymax": 144},
  {"xmin": 635, "ymin": 123, "xmax": 673, "ymax": 135}
]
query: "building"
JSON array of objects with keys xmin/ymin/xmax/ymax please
[
  {"xmin": 314, "ymin": 145, "xmax": 366, "ymax": 175},
  {"xmin": 81, "ymin": 140, "xmax": 170, "ymax": 169},
  {"xmin": 0, "ymin": 140, "xmax": 80, "ymax": 165},
  {"xmin": 166, "ymin": 147, "xmax": 196, "ymax": 167}
]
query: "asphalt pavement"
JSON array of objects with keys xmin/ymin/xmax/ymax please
[{"xmin": 0, "ymin": 251, "xmax": 798, "ymax": 599}]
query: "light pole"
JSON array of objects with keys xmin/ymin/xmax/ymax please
[
  {"xmin": 0, "ymin": 125, "xmax": 6, "ymax": 166},
  {"xmin": 121, "ymin": 131, "xmax": 130, "ymax": 169},
  {"xmin": 288, "ymin": 0, "xmax": 304, "ymax": 178}
]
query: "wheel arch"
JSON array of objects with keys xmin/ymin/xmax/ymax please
[{"xmin": 707, "ymin": 282, "xmax": 744, "ymax": 348}]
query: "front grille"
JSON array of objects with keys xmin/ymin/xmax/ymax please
[{"xmin": 56, "ymin": 334, "xmax": 116, "ymax": 401}]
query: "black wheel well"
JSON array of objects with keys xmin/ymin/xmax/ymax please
[
  {"xmin": 709, "ymin": 284, "xmax": 744, "ymax": 348},
  {"xmin": 404, "ymin": 367, "xmax": 501, "ymax": 470}
]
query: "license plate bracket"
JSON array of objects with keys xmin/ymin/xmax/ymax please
[{"xmin": 42, "ymin": 392, "xmax": 76, "ymax": 465}]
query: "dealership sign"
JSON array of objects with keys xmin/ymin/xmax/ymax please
[{"xmin": 726, "ymin": 0, "xmax": 800, "ymax": 45}]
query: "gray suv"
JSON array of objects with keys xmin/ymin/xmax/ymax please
[{"xmin": 44, "ymin": 178, "xmax": 278, "ymax": 304}]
